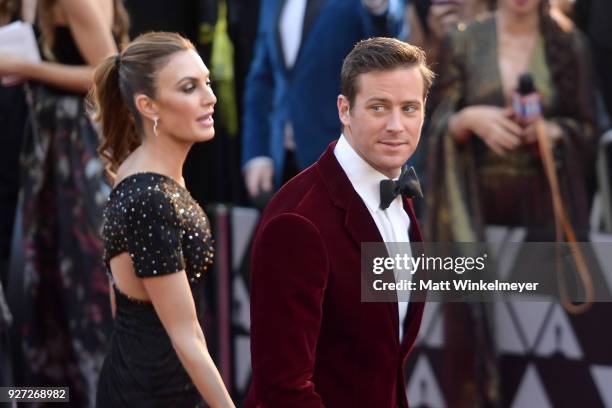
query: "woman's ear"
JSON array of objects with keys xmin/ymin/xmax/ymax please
[{"xmin": 134, "ymin": 94, "xmax": 158, "ymax": 121}]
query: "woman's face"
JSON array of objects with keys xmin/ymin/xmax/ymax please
[
  {"xmin": 498, "ymin": 0, "xmax": 542, "ymax": 15},
  {"xmin": 152, "ymin": 49, "xmax": 217, "ymax": 144}
]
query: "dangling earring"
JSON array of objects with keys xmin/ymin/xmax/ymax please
[{"xmin": 153, "ymin": 117, "xmax": 159, "ymax": 136}]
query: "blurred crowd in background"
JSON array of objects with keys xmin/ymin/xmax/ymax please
[{"xmin": 1, "ymin": 0, "xmax": 611, "ymax": 406}]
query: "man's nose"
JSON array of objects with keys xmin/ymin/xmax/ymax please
[{"xmin": 386, "ymin": 109, "xmax": 402, "ymax": 132}]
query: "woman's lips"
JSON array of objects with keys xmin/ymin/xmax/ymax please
[{"xmin": 196, "ymin": 112, "xmax": 214, "ymax": 126}]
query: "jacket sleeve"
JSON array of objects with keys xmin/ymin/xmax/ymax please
[
  {"xmin": 548, "ymin": 31, "xmax": 598, "ymax": 157},
  {"xmin": 249, "ymin": 213, "xmax": 329, "ymax": 407},
  {"xmin": 241, "ymin": 0, "xmax": 275, "ymax": 167}
]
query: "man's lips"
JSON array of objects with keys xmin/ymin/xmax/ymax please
[{"xmin": 378, "ymin": 140, "xmax": 407, "ymax": 147}]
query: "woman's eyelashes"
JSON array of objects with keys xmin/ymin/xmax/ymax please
[
  {"xmin": 182, "ymin": 80, "xmax": 212, "ymax": 94},
  {"xmin": 182, "ymin": 83, "xmax": 196, "ymax": 93}
]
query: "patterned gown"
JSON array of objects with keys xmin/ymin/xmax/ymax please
[{"xmin": 14, "ymin": 27, "xmax": 112, "ymax": 407}]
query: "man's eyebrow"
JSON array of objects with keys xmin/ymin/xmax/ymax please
[
  {"xmin": 365, "ymin": 97, "xmax": 391, "ymax": 104},
  {"xmin": 364, "ymin": 97, "xmax": 422, "ymax": 105}
]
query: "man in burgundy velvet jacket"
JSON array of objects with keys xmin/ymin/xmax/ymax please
[{"xmin": 246, "ymin": 37, "xmax": 434, "ymax": 408}]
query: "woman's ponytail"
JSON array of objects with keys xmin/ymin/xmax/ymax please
[{"xmin": 89, "ymin": 54, "xmax": 140, "ymax": 180}]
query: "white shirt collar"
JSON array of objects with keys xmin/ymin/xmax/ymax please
[{"xmin": 334, "ymin": 134, "xmax": 402, "ymax": 213}]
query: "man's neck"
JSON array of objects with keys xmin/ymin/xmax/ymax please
[{"xmin": 342, "ymin": 133, "xmax": 401, "ymax": 179}]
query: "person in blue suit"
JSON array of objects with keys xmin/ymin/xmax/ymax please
[{"xmin": 242, "ymin": 0, "xmax": 406, "ymax": 201}]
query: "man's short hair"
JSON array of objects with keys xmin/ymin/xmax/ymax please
[{"xmin": 340, "ymin": 37, "xmax": 435, "ymax": 107}]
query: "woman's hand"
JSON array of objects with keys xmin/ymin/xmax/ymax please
[
  {"xmin": 521, "ymin": 119, "xmax": 564, "ymax": 145},
  {"xmin": 427, "ymin": 2, "xmax": 462, "ymax": 43},
  {"xmin": 449, "ymin": 105, "xmax": 522, "ymax": 155},
  {"xmin": 0, "ymin": 53, "xmax": 27, "ymax": 86},
  {"xmin": 0, "ymin": 52, "xmax": 24, "ymax": 76}
]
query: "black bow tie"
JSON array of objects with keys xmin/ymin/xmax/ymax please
[{"xmin": 379, "ymin": 166, "xmax": 423, "ymax": 210}]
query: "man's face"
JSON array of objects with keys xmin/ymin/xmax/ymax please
[{"xmin": 338, "ymin": 67, "xmax": 425, "ymax": 179}]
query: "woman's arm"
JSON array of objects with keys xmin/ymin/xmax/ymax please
[
  {"xmin": 6, "ymin": 58, "xmax": 99, "ymax": 92},
  {"xmin": 58, "ymin": 0, "xmax": 116, "ymax": 65},
  {"xmin": 142, "ymin": 272, "xmax": 235, "ymax": 408},
  {"xmin": 0, "ymin": 0, "xmax": 117, "ymax": 92}
]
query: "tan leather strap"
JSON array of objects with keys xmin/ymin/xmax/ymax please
[{"xmin": 535, "ymin": 120, "xmax": 593, "ymax": 314}]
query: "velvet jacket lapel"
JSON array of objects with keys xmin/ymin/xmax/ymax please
[
  {"xmin": 315, "ymin": 142, "xmax": 400, "ymax": 339},
  {"xmin": 401, "ymin": 197, "xmax": 426, "ymax": 352},
  {"xmin": 298, "ymin": 0, "xmax": 326, "ymax": 65},
  {"xmin": 315, "ymin": 142, "xmax": 381, "ymax": 245}
]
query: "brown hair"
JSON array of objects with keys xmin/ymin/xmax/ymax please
[
  {"xmin": 340, "ymin": 37, "xmax": 435, "ymax": 107},
  {"xmin": 88, "ymin": 32, "xmax": 196, "ymax": 178},
  {"xmin": 0, "ymin": 0, "xmax": 18, "ymax": 25},
  {"xmin": 537, "ymin": 1, "xmax": 578, "ymax": 117},
  {"xmin": 37, "ymin": 0, "xmax": 130, "ymax": 60}
]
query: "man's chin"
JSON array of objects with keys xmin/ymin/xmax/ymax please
[{"xmin": 375, "ymin": 162, "xmax": 406, "ymax": 178}]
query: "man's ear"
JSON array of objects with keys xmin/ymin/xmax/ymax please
[
  {"xmin": 337, "ymin": 94, "xmax": 351, "ymax": 126},
  {"xmin": 134, "ymin": 94, "xmax": 158, "ymax": 122}
]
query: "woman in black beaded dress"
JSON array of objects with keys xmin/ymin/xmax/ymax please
[
  {"xmin": 89, "ymin": 32, "xmax": 234, "ymax": 407},
  {"xmin": 0, "ymin": 0, "xmax": 128, "ymax": 405}
]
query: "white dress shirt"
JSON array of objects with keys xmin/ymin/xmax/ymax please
[
  {"xmin": 334, "ymin": 135, "xmax": 411, "ymax": 342},
  {"xmin": 280, "ymin": 0, "xmax": 307, "ymax": 69}
]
